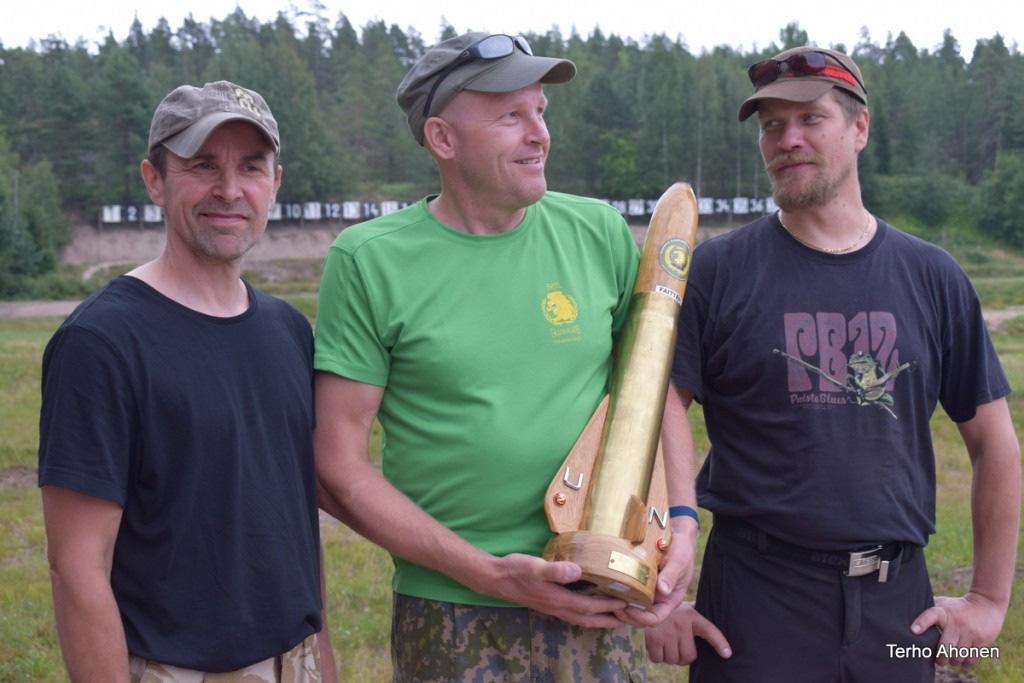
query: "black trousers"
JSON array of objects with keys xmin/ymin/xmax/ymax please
[{"xmin": 690, "ymin": 523, "xmax": 941, "ymax": 682}]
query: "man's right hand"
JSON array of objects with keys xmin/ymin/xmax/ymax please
[
  {"xmin": 645, "ymin": 602, "xmax": 732, "ymax": 665},
  {"xmin": 485, "ymin": 553, "xmax": 630, "ymax": 628}
]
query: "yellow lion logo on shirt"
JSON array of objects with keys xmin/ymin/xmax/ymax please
[{"xmin": 542, "ymin": 291, "xmax": 579, "ymax": 324}]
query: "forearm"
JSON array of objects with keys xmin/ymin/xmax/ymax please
[
  {"xmin": 318, "ymin": 458, "xmax": 501, "ymax": 597},
  {"xmin": 636, "ymin": 382, "xmax": 698, "ymax": 619},
  {"xmin": 912, "ymin": 403, "xmax": 1022, "ymax": 657},
  {"xmin": 317, "ymin": 629, "xmax": 337, "ymax": 682},
  {"xmin": 316, "ymin": 544, "xmax": 339, "ymax": 682},
  {"xmin": 957, "ymin": 399, "xmax": 1022, "ymax": 613},
  {"xmin": 42, "ymin": 487, "xmax": 127, "ymax": 682},
  {"xmin": 50, "ymin": 568, "xmax": 130, "ymax": 682},
  {"xmin": 969, "ymin": 443, "xmax": 1021, "ymax": 609},
  {"xmin": 315, "ymin": 374, "xmax": 503, "ymax": 597},
  {"xmin": 662, "ymin": 385, "xmax": 699, "ymax": 542}
]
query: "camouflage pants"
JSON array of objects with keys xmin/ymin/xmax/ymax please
[
  {"xmin": 128, "ymin": 633, "xmax": 320, "ymax": 682},
  {"xmin": 391, "ymin": 593, "xmax": 646, "ymax": 683}
]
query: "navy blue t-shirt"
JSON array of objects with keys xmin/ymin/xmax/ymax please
[
  {"xmin": 672, "ymin": 214, "xmax": 1010, "ymax": 549},
  {"xmin": 38, "ymin": 276, "xmax": 322, "ymax": 671}
]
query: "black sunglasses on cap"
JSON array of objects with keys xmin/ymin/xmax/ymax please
[
  {"xmin": 748, "ymin": 51, "xmax": 865, "ymax": 92},
  {"xmin": 422, "ymin": 34, "xmax": 533, "ymax": 118}
]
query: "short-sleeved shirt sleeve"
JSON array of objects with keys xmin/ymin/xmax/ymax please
[
  {"xmin": 38, "ymin": 325, "xmax": 135, "ymax": 505},
  {"xmin": 672, "ymin": 242, "xmax": 711, "ymax": 403},
  {"xmin": 937, "ymin": 275, "xmax": 1010, "ymax": 422},
  {"xmin": 314, "ymin": 246, "xmax": 391, "ymax": 386}
]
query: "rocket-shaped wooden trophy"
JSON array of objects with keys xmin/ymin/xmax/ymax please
[{"xmin": 543, "ymin": 182, "xmax": 699, "ymax": 608}]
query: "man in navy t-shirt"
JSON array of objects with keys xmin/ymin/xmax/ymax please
[
  {"xmin": 38, "ymin": 81, "xmax": 337, "ymax": 681},
  {"xmin": 646, "ymin": 46, "xmax": 1020, "ymax": 682}
]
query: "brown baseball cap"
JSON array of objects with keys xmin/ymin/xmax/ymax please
[
  {"xmin": 148, "ymin": 80, "xmax": 280, "ymax": 157},
  {"xmin": 738, "ymin": 46, "xmax": 867, "ymax": 121},
  {"xmin": 397, "ymin": 32, "xmax": 576, "ymax": 145}
]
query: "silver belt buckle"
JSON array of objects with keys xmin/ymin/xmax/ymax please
[{"xmin": 846, "ymin": 545, "xmax": 889, "ymax": 582}]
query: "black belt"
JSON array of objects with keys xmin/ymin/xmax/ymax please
[{"xmin": 713, "ymin": 516, "xmax": 917, "ymax": 583}]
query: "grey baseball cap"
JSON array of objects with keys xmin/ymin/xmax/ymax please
[
  {"xmin": 397, "ymin": 32, "xmax": 576, "ymax": 145},
  {"xmin": 148, "ymin": 80, "xmax": 280, "ymax": 157},
  {"xmin": 738, "ymin": 46, "xmax": 867, "ymax": 121}
]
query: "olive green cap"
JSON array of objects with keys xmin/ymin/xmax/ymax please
[
  {"xmin": 148, "ymin": 80, "xmax": 280, "ymax": 157},
  {"xmin": 397, "ymin": 32, "xmax": 576, "ymax": 145}
]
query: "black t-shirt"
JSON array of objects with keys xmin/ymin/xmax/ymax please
[
  {"xmin": 673, "ymin": 214, "xmax": 1010, "ymax": 549},
  {"xmin": 38, "ymin": 276, "xmax": 322, "ymax": 671}
]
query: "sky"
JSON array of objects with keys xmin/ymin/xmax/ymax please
[{"xmin": 2, "ymin": 0, "xmax": 1021, "ymax": 58}]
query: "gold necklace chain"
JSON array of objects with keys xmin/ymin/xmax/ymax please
[{"xmin": 777, "ymin": 210, "xmax": 874, "ymax": 254}]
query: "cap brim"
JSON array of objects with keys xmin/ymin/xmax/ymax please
[
  {"xmin": 463, "ymin": 52, "xmax": 576, "ymax": 94},
  {"xmin": 161, "ymin": 111, "xmax": 279, "ymax": 157},
  {"xmin": 737, "ymin": 78, "xmax": 836, "ymax": 121}
]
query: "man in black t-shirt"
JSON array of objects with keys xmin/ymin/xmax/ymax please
[
  {"xmin": 38, "ymin": 81, "xmax": 337, "ymax": 681},
  {"xmin": 645, "ymin": 47, "xmax": 1021, "ymax": 681}
]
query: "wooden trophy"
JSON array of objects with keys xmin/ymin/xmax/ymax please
[{"xmin": 543, "ymin": 183, "xmax": 699, "ymax": 607}]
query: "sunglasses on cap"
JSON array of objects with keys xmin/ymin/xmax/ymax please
[
  {"xmin": 422, "ymin": 34, "xmax": 534, "ymax": 118},
  {"xmin": 748, "ymin": 51, "xmax": 865, "ymax": 93}
]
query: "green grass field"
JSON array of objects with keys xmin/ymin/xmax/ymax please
[{"xmin": 1, "ymin": 288, "xmax": 1022, "ymax": 681}]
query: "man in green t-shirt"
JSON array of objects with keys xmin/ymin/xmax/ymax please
[{"xmin": 314, "ymin": 32, "xmax": 698, "ymax": 681}]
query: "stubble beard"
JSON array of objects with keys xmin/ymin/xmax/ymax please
[
  {"xmin": 767, "ymin": 154, "xmax": 852, "ymax": 211},
  {"xmin": 190, "ymin": 199, "xmax": 262, "ymax": 263},
  {"xmin": 508, "ymin": 152, "xmax": 549, "ymax": 209},
  {"xmin": 480, "ymin": 171, "xmax": 547, "ymax": 214},
  {"xmin": 192, "ymin": 228, "xmax": 257, "ymax": 263},
  {"xmin": 509, "ymin": 145, "xmax": 549, "ymax": 209}
]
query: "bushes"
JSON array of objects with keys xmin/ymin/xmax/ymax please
[
  {"xmin": 978, "ymin": 151, "xmax": 1024, "ymax": 248},
  {"xmin": 12, "ymin": 270, "xmax": 92, "ymax": 300},
  {"xmin": 868, "ymin": 172, "xmax": 978, "ymax": 229},
  {"xmin": 0, "ymin": 137, "xmax": 69, "ymax": 298}
]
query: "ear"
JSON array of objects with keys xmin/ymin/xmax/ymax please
[
  {"xmin": 853, "ymin": 107, "xmax": 870, "ymax": 153},
  {"xmin": 268, "ymin": 164, "xmax": 283, "ymax": 210},
  {"xmin": 140, "ymin": 159, "xmax": 165, "ymax": 207},
  {"xmin": 423, "ymin": 116, "xmax": 457, "ymax": 160}
]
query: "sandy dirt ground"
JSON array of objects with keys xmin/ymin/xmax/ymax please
[
  {"xmin": 1, "ymin": 224, "xmax": 1020, "ymax": 332},
  {"xmin": 62, "ymin": 222, "xmax": 346, "ymax": 266},
  {"xmin": 985, "ymin": 306, "xmax": 1024, "ymax": 331},
  {"xmin": 0, "ymin": 223, "xmax": 347, "ymax": 317},
  {"xmin": 60, "ymin": 222, "xmax": 725, "ymax": 266}
]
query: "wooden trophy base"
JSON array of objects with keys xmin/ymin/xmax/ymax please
[{"xmin": 543, "ymin": 530, "xmax": 658, "ymax": 608}]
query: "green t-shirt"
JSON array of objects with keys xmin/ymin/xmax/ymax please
[{"xmin": 314, "ymin": 192, "xmax": 640, "ymax": 606}]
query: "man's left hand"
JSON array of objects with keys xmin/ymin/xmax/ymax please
[
  {"xmin": 911, "ymin": 592, "xmax": 1008, "ymax": 666},
  {"xmin": 615, "ymin": 517, "xmax": 697, "ymax": 627}
]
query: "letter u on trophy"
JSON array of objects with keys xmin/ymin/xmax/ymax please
[{"xmin": 543, "ymin": 182, "xmax": 699, "ymax": 607}]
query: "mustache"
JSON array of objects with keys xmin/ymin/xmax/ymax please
[
  {"xmin": 766, "ymin": 153, "xmax": 822, "ymax": 174},
  {"xmin": 195, "ymin": 200, "xmax": 252, "ymax": 216}
]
